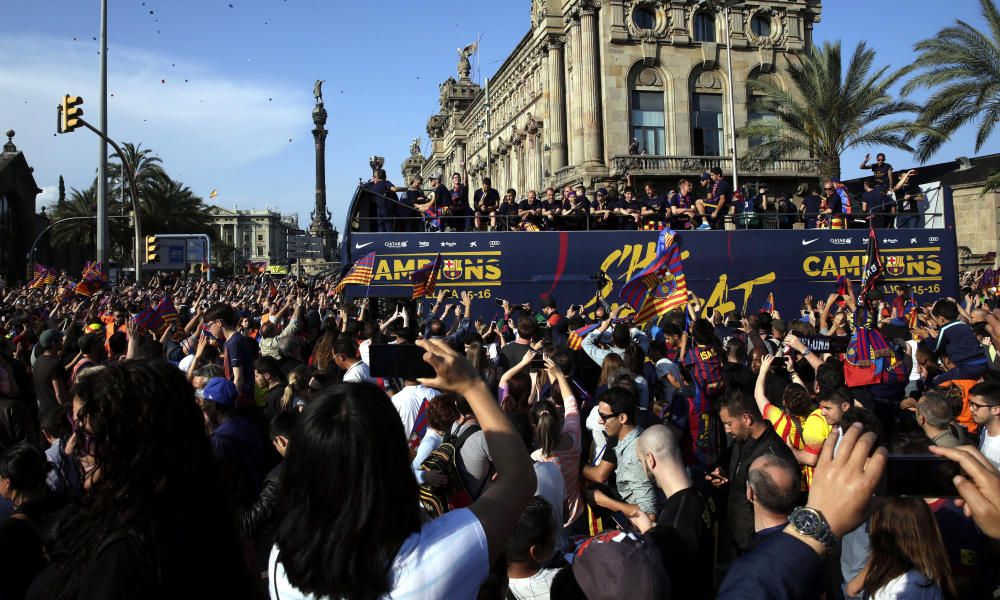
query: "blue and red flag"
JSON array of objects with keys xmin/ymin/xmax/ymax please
[
  {"xmin": 156, "ymin": 296, "xmax": 178, "ymax": 322},
  {"xmin": 133, "ymin": 305, "xmax": 164, "ymax": 332},
  {"xmin": 760, "ymin": 292, "xmax": 775, "ymax": 315},
  {"xmin": 833, "ymin": 182, "xmax": 852, "ymax": 215},
  {"xmin": 619, "ymin": 228, "xmax": 688, "ymax": 324}
]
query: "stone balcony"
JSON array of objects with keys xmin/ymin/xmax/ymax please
[{"xmin": 609, "ymin": 155, "xmax": 822, "ymax": 179}]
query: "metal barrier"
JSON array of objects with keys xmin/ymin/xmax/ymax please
[{"xmin": 353, "ymin": 211, "xmax": 945, "ymax": 233}]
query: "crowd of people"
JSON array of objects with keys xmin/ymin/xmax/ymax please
[
  {"xmin": 1, "ymin": 267, "xmax": 1000, "ymax": 599},
  {"xmin": 364, "ymin": 152, "xmax": 926, "ymax": 233}
]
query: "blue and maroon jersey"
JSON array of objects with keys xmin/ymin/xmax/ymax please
[{"xmin": 683, "ymin": 344, "xmax": 725, "ymax": 395}]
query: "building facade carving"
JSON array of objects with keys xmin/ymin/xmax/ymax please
[{"xmin": 410, "ymin": 0, "xmax": 823, "ymax": 195}]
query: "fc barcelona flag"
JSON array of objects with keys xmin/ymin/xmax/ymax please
[
  {"xmin": 133, "ymin": 306, "xmax": 164, "ymax": 332},
  {"xmin": 619, "ymin": 228, "xmax": 688, "ymax": 324},
  {"xmin": 567, "ymin": 324, "xmax": 599, "ymax": 350},
  {"xmin": 760, "ymin": 292, "xmax": 775, "ymax": 315},
  {"xmin": 156, "ymin": 296, "xmax": 178, "ymax": 322},
  {"xmin": 410, "ymin": 254, "xmax": 442, "ymax": 300},
  {"xmin": 81, "ymin": 261, "xmax": 107, "ymax": 283},
  {"xmin": 333, "ymin": 252, "xmax": 376, "ymax": 295},
  {"xmin": 859, "ymin": 229, "xmax": 884, "ymax": 305}
]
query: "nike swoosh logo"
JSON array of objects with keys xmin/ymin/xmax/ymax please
[
  {"xmin": 354, "ymin": 242, "xmax": 374, "ymax": 249},
  {"xmin": 801, "ymin": 239, "xmax": 819, "ymax": 246}
]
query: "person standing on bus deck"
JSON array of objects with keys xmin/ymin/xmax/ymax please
[
  {"xmin": 860, "ymin": 152, "xmax": 894, "ymax": 193},
  {"xmin": 819, "ymin": 182, "xmax": 845, "ymax": 230},
  {"xmin": 366, "ymin": 168, "xmax": 397, "ymax": 232},
  {"xmin": 696, "ymin": 167, "xmax": 732, "ymax": 230}
]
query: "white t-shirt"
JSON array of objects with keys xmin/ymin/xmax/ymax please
[
  {"xmin": 507, "ymin": 568, "xmax": 560, "ymax": 600},
  {"xmin": 269, "ymin": 508, "xmax": 489, "ymax": 600},
  {"xmin": 392, "ymin": 384, "xmax": 440, "ymax": 440},
  {"xmin": 343, "ymin": 360, "xmax": 376, "ymax": 385},
  {"xmin": 533, "ymin": 461, "xmax": 565, "ymax": 547},
  {"xmin": 981, "ymin": 429, "xmax": 1000, "ymax": 471},
  {"xmin": 905, "ymin": 340, "xmax": 921, "ymax": 381}
]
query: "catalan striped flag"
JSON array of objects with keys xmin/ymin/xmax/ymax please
[
  {"xmin": 74, "ymin": 280, "xmax": 98, "ymax": 298},
  {"xmin": 567, "ymin": 324, "xmax": 599, "ymax": 350},
  {"xmin": 156, "ymin": 296, "xmax": 178, "ymax": 322},
  {"xmin": 29, "ymin": 265, "xmax": 56, "ymax": 288},
  {"xmin": 619, "ymin": 228, "xmax": 688, "ymax": 324},
  {"xmin": 903, "ymin": 299, "xmax": 918, "ymax": 329},
  {"xmin": 761, "ymin": 292, "xmax": 775, "ymax": 315},
  {"xmin": 333, "ymin": 252, "xmax": 376, "ymax": 295},
  {"xmin": 410, "ymin": 254, "xmax": 442, "ymax": 300}
]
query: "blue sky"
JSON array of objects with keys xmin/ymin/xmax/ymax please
[{"xmin": 0, "ymin": 0, "xmax": 991, "ymax": 231}]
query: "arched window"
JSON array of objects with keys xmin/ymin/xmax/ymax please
[
  {"xmin": 693, "ymin": 12, "xmax": 716, "ymax": 42},
  {"xmin": 633, "ymin": 6, "xmax": 656, "ymax": 29},
  {"xmin": 750, "ymin": 15, "xmax": 771, "ymax": 38},
  {"xmin": 630, "ymin": 67, "xmax": 666, "ymax": 155},
  {"xmin": 691, "ymin": 70, "xmax": 725, "ymax": 156}
]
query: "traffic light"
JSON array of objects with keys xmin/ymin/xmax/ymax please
[
  {"xmin": 59, "ymin": 95, "xmax": 84, "ymax": 133},
  {"xmin": 145, "ymin": 235, "xmax": 160, "ymax": 263}
]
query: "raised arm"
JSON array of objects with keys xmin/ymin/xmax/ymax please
[
  {"xmin": 754, "ymin": 354, "xmax": 775, "ymax": 414},
  {"xmin": 417, "ymin": 339, "xmax": 536, "ymax": 563}
]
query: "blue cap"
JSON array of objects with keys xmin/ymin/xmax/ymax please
[
  {"xmin": 199, "ymin": 377, "xmax": 238, "ymax": 406},
  {"xmin": 700, "ymin": 172, "xmax": 712, "ymax": 181}
]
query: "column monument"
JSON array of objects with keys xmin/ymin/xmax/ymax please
[{"xmin": 309, "ymin": 79, "xmax": 338, "ymax": 260}]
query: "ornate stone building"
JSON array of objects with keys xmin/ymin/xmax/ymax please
[
  {"xmin": 409, "ymin": 0, "xmax": 824, "ymax": 195},
  {"xmin": 206, "ymin": 207, "xmax": 300, "ymax": 267}
]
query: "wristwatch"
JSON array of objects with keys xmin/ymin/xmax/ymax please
[
  {"xmin": 788, "ymin": 506, "xmax": 838, "ymax": 550},
  {"xmin": 800, "ymin": 347, "xmax": 812, "ymax": 356}
]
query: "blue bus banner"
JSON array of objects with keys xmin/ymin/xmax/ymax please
[{"xmin": 343, "ymin": 229, "xmax": 958, "ymax": 320}]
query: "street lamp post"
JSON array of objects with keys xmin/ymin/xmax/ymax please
[{"xmin": 698, "ymin": 0, "xmax": 742, "ymax": 193}]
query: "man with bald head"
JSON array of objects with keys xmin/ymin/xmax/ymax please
[
  {"xmin": 637, "ymin": 424, "xmax": 715, "ymax": 600},
  {"xmin": 746, "ymin": 454, "xmax": 801, "ymax": 548}
]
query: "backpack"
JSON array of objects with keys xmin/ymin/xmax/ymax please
[{"xmin": 417, "ymin": 424, "xmax": 484, "ymax": 519}]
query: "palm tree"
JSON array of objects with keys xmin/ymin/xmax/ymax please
[
  {"xmin": 903, "ymin": 0, "xmax": 1000, "ymax": 162},
  {"xmin": 108, "ymin": 143, "xmax": 165, "ymax": 211},
  {"xmin": 48, "ymin": 183, "xmax": 128, "ymax": 250},
  {"xmin": 141, "ymin": 174, "xmax": 212, "ymax": 235},
  {"xmin": 737, "ymin": 41, "xmax": 930, "ymax": 182}
]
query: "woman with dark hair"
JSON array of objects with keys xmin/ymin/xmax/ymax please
[
  {"xmin": 530, "ymin": 358, "xmax": 583, "ymax": 529},
  {"xmin": 0, "ymin": 443, "xmax": 64, "ymax": 600},
  {"xmin": 847, "ymin": 498, "xmax": 956, "ymax": 600},
  {"xmin": 498, "ymin": 347, "xmax": 537, "ymax": 414},
  {"xmin": 36, "ymin": 360, "xmax": 254, "ymax": 600},
  {"xmin": 270, "ymin": 339, "xmax": 535, "ymax": 599}
]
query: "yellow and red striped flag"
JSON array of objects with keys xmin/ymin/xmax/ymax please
[
  {"xmin": 333, "ymin": 252, "xmax": 376, "ymax": 295},
  {"xmin": 410, "ymin": 254, "xmax": 442, "ymax": 300}
]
